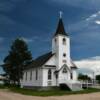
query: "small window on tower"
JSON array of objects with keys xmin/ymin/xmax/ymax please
[
  {"xmin": 63, "ymin": 60, "xmax": 67, "ymax": 63},
  {"xmin": 63, "ymin": 53, "xmax": 66, "ymax": 57},
  {"xmin": 55, "ymin": 38, "xmax": 57, "ymax": 43},
  {"xmin": 63, "ymin": 38, "xmax": 66, "ymax": 45}
]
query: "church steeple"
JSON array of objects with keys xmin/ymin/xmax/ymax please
[
  {"xmin": 54, "ymin": 12, "xmax": 68, "ymax": 36},
  {"xmin": 52, "ymin": 12, "xmax": 71, "ymax": 70}
]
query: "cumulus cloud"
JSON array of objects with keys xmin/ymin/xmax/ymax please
[
  {"xmin": 86, "ymin": 14, "xmax": 98, "ymax": 21},
  {"xmin": 84, "ymin": 56, "xmax": 100, "ymax": 61},
  {"xmin": 75, "ymin": 56, "xmax": 100, "ymax": 77},
  {"xmin": 69, "ymin": 10, "xmax": 100, "ymax": 44},
  {"xmin": 86, "ymin": 11, "xmax": 100, "ymax": 21},
  {"xmin": 69, "ymin": 11, "xmax": 100, "ymax": 32},
  {"xmin": 95, "ymin": 20, "xmax": 100, "ymax": 25}
]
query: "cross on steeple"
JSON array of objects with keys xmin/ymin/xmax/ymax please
[
  {"xmin": 59, "ymin": 11, "xmax": 63, "ymax": 19},
  {"xmin": 54, "ymin": 11, "xmax": 68, "ymax": 36}
]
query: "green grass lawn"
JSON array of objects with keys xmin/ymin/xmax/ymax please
[
  {"xmin": 0, "ymin": 85, "xmax": 100, "ymax": 96},
  {"xmin": 0, "ymin": 84, "xmax": 7, "ymax": 89},
  {"xmin": 10, "ymin": 87, "xmax": 100, "ymax": 96}
]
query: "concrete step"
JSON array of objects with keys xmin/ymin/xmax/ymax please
[{"xmin": 65, "ymin": 82, "xmax": 82, "ymax": 91}]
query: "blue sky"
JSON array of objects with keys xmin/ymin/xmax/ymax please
[{"xmin": 1, "ymin": 0, "xmax": 100, "ymax": 73}]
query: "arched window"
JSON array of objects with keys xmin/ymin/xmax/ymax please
[
  {"xmin": 55, "ymin": 38, "xmax": 57, "ymax": 43},
  {"xmin": 62, "ymin": 67, "xmax": 67, "ymax": 73},
  {"xmin": 35, "ymin": 69, "xmax": 38, "ymax": 80},
  {"xmin": 25, "ymin": 72, "xmax": 27, "ymax": 81},
  {"xmin": 48, "ymin": 69, "xmax": 52, "ymax": 80},
  {"xmin": 30, "ymin": 71, "xmax": 32, "ymax": 81},
  {"xmin": 70, "ymin": 73, "xmax": 73, "ymax": 79},
  {"xmin": 63, "ymin": 38, "xmax": 66, "ymax": 45}
]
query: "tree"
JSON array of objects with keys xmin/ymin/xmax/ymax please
[
  {"xmin": 78, "ymin": 73, "xmax": 91, "ymax": 81},
  {"xmin": 3, "ymin": 38, "xmax": 32, "ymax": 85},
  {"xmin": 96, "ymin": 75, "xmax": 100, "ymax": 84}
]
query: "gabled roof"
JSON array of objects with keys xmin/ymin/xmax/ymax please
[
  {"xmin": 54, "ymin": 18, "xmax": 69, "ymax": 36},
  {"xmin": 25, "ymin": 52, "xmax": 54, "ymax": 70},
  {"xmin": 70, "ymin": 59, "xmax": 78, "ymax": 69},
  {"xmin": 54, "ymin": 62, "xmax": 77, "ymax": 74},
  {"xmin": 55, "ymin": 64, "xmax": 71, "ymax": 73}
]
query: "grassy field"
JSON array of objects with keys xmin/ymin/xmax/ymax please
[
  {"xmin": 0, "ymin": 85, "xmax": 100, "ymax": 96},
  {"xmin": 0, "ymin": 84, "xmax": 7, "ymax": 89}
]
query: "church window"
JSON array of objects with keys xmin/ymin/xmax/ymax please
[
  {"xmin": 48, "ymin": 69, "xmax": 52, "ymax": 80},
  {"xmin": 55, "ymin": 38, "xmax": 57, "ymax": 43},
  {"xmin": 30, "ymin": 71, "xmax": 32, "ymax": 81},
  {"xmin": 62, "ymin": 67, "xmax": 67, "ymax": 73},
  {"xmin": 70, "ymin": 72, "xmax": 73, "ymax": 79},
  {"xmin": 36, "ymin": 69, "xmax": 38, "ymax": 80},
  {"xmin": 63, "ymin": 53, "xmax": 66, "ymax": 57},
  {"xmin": 25, "ymin": 72, "xmax": 27, "ymax": 81},
  {"xmin": 63, "ymin": 60, "xmax": 67, "ymax": 63},
  {"xmin": 63, "ymin": 38, "xmax": 66, "ymax": 45}
]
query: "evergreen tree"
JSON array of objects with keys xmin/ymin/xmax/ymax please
[
  {"xmin": 3, "ymin": 38, "xmax": 32, "ymax": 85},
  {"xmin": 96, "ymin": 75, "xmax": 100, "ymax": 84}
]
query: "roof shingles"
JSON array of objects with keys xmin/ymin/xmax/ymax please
[{"xmin": 25, "ymin": 52, "xmax": 54, "ymax": 70}]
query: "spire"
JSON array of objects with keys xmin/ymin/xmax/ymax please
[
  {"xmin": 54, "ymin": 11, "xmax": 68, "ymax": 36},
  {"xmin": 59, "ymin": 11, "xmax": 63, "ymax": 19}
]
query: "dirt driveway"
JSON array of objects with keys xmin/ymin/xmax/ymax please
[{"xmin": 0, "ymin": 89, "xmax": 100, "ymax": 100}]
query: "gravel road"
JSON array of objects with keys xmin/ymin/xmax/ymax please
[{"xmin": 0, "ymin": 89, "xmax": 100, "ymax": 100}]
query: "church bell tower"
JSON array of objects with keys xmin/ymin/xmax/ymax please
[{"xmin": 52, "ymin": 12, "xmax": 71, "ymax": 70}]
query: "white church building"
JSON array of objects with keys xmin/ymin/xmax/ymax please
[{"xmin": 21, "ymin": 14, "xmax": 82, "ymax": 91}]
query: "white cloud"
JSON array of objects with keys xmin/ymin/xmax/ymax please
[
  {"xmin": 86, "ymin": 14, "xmax": 97, "ymax": 21},
  {"xmin": 79, "ymin": 56, "xmax": 100, "ymax": 61},
  {"xmin": 74, "ymin": 56, "xmax": 100, "ymax": 77},
  {"xmin": 69, "ymin": 11, "xmax": 100, "ymax": 32},
  {"xmin": 86, "ymin": 11, "xmax": 100, "ymax": 21},
  {"xmin": 95, "ymin": 20, "xmax": 100, "ymax": 25}
]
